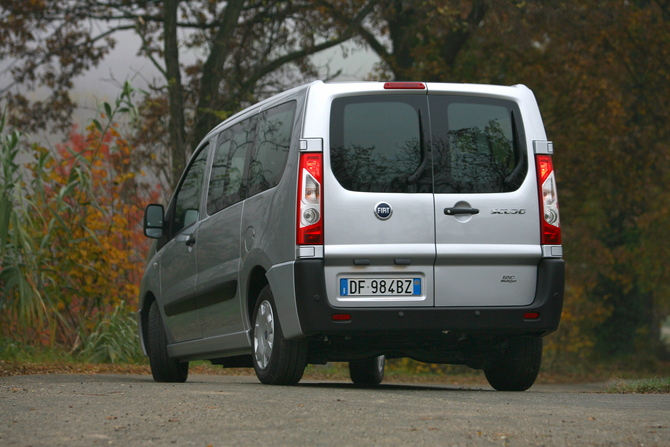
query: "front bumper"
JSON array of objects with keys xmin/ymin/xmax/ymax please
[{"xmin": 294, "ymin": 258, "xmax": 564, "ymax": 336}]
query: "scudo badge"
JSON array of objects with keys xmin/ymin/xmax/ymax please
[
  {"xmin": 374, "ymin": 202, "xmax": 393, "ymax": 220},
  {"xmin": 491, "ymin": 209, "xmax": 526, "ymax": 215}
]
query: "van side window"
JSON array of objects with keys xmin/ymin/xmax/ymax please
[
  {"xmin": 330, "ymin": 96, "xmax": 431, "ymax": 193},
  {"xmin": 173, "ymin": 144, "xmax": 210, "ymax": 235},
  {"xmin": 248, "ymin": 101, "xmax": 296, "ymax": 196},
  {"xmin": 207, "ymin": 117, "xmax": 256, "ymax": 215},
  {"xmin": 430, "ymin": 97, "xmax": 527, "ymax": 193}
]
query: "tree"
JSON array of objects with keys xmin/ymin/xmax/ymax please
[
  {"xmin": 0, "ymin": 0, "xmax": 377, "ymax": 187},
  {"xmin": 452, "ymin": 0, "xmax": 670, "ymax": 362},
  {"xmin": 345, "ymin": 0, "xmax": 670, "ymax": 362},
  {"xmin": 324, "ymin": 0, "xmax": 487, "ymax": 81}
]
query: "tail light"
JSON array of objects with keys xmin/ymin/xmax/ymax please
[
  {"xmin": 536, "ymin": 154, "xmax": 561, "ymax": 245},
  {"xmin": 383, "ymin": 82, "xmax": 426, "ymax": 90},
  {"xmin": 297, "ymin": 152, "xmax": 323, "ymax": 244}
]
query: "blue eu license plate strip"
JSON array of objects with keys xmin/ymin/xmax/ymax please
[{"xmin": 340, "ymin": 278, "xmax": 421, "ymax": 296}]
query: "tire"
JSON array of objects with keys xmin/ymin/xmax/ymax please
[
  {"xmin": 252, "ymin": 285, "xmax": 307, "ymax": 385},
  {"xmin": 484, "ymin": 337, "xmax": 542, "ymax": 391},
  {"xmin": 349, "ymin": 355, "xmax": 385, "ymax": 385},
  {"xmin": 148, "ymin": 300, "xmax": 188, "ymax": 383}
]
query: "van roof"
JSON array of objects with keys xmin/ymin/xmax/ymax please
[{"xmin": 204, "ymin": 80, "xmax": 535, "ymax": 141}]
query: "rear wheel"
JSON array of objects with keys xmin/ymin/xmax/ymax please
[
  {"xmin": 349, "ymin": 355, "xmax": 385, "ymax": 385},
  {"xmin": 484, "ymin": 337, "xmax": 542, "ymax": 391},
  {"xmin": 148, "ymin": 300, "xmax": 188, "ymax": 383},
  {"xmin": 252, "ymin": 285, "xmax": 307, "ymax": 385}
]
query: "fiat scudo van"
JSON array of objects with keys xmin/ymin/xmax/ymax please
[{"xmin": 139, "ymin": 81, "xmax": 564, "ymax": 391}]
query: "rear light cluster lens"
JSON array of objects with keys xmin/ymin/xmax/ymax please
[
  {"xmin": 536, "ymin": 155, "xmax": 561, "ymax": 245},
  {"xmin": 297, "ymin": 152, "xmax": 323, "ymax": 244},
  {"xmin": 383, "ymin": 82, "xmax": 426, "ymax": 90}
]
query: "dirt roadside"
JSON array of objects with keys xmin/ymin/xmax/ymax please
[{"xmin": 2, "ymin": 359, "xmax": 657, "ymax": 393}]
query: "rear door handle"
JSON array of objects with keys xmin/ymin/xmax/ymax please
[
  {"xmin": 444, "ymin": 207, "xmax": 479, "ymax": 216},
  {"xmin": 185, "ymin": 235, "xmax": 196, "ymax": 246}
]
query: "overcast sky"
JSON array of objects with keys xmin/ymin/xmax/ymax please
[
  {"xmin": 0, "ymin": 27, "xmax": 378, "ymax": 144},
  {"xmin": 69, "ymin": 31, "xmax": 378, "ymax": 126}
]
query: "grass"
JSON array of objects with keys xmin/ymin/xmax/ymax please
[
  {"xmin": 603, "ymin": 377, "xmax": 670, "ymax": 394},
  {"xmin": 0, "ymin": 337, "xmax": 80, "ymax": 364}
]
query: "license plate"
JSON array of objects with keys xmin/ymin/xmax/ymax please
[{"xmin": 340, "ymin": 278, "xmax": 421, "ymax": 296}]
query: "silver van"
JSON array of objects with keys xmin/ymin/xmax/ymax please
[{"xmin": 140, "ymin": 81, "xmax": 564, "ymax": 391}]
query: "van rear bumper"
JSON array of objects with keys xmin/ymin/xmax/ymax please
[{"xmin": 294, "ymin": 258, "xmax": 564, "ymax": 336}]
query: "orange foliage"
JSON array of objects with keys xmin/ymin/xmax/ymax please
[{"xmin": 20, "ymin": 122, "xmax": 159, "ymax": 346}]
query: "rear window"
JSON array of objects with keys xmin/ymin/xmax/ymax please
[
  {"xmin": 329, "ymin": 94, "xmax": 526, "ymax": 194},
  {"xmin": 329, "ymin": 96, "xmax": 431, "ymax": 193},
  {"xmin": 430, "ymin": 96, "xmax": 527, "ymax": 193}
]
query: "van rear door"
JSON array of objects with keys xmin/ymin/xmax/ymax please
[
  {"xmin": 428, "ymin": 93, "xmax": 542, "ymax": 307},
  {"xmin": 324, "ymin": 93, "xmax": 436, "ymax": 308}
]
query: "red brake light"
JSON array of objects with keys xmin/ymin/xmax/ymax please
[
  {"xmin": 538, "ymin": 157, "xmax": 552, "ymax": 183},
  {"xmin": 535, "ymin": 154, "xmax": 561, "ymax": 245},
  {"xmin": 297, "ymin": 152, "xmax": 323, "ymax": 245},
  {"xmin": 383, "ymin": 82, "xmax": 426, "ymax": 90}
]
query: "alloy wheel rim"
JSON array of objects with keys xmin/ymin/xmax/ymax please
[{"xmin": 254, "ymin": 300, "xmax": 275, "ymax": 370}]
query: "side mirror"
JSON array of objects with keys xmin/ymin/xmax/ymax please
[{"xmin": 144, "ymin": 204, "xmax": 164, "ymax": 239}]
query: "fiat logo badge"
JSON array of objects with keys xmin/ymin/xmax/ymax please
[{"xmin": 374, "ymin": 202, "xmax": 393, "ymax": 220}]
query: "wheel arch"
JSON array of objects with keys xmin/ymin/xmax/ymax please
[
  {"xmin": 139, "ymin": 291, "xmax": 156, "ymax": 356},
  {"xmin": 242, "ymin": 254, "xmax": 305, "ymax": 340},
  {"xmin": 246, "ymin": 266, "xmax": 269, "ymax": 327}
]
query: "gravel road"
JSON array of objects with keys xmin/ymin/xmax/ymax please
[{"xmin": 1, "ymin": 373, "xmax": 668, "ymax": 446}]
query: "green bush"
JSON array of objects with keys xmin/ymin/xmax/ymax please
[{"xmin": 78, "ymin": 303, "xmax": 145, "ymax": 364}]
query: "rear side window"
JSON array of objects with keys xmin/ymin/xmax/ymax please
[
  {"xmin": 173, "ymin": 144, "xmax": 210, "ymax": 234},
  {"xmin": 207, "ymin": 118, "xmax": 256, "ymax": 215},
  {"xmin": 330, "ymin": 95, "xmax": 431, "ymax": 193},
  {"xmin": 248, "ymin": 101, "xmax": 296, "ymax": 196},
  {"xmin": 430, "ymin": 96, "xmax": 526, "ymax": 193}
]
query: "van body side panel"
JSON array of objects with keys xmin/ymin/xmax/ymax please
[
  {"xmin": 167, "ymin": 330, "xmax": 250, "ymax": 360},
  {"xmin": 240, "ymin": 89, "xmax": 306, "ymax": 331},
  {"xmin": 158, "ymin": 141, "xmax": 213, "ymax": 343},
  {"xmin": 195, "ymin": 201, "xmax": 245, "ymax": 338},
  {"xmin": 160, "ymin": 224, "xmax": 202, "ymax": 342}
]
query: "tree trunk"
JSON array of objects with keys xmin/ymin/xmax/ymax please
[
  {"xmin": 386, "ymin": 0, "xmax": 417, "ymax": 81},
  {"xmin": 164, "ymin": 0, "xmax": 187, "ymax": 188},
  {"xmin": 369, "ymin": 0, "xmax": 489, "ymax": 82},
  {"xmin": 191, "ymin": 0, "xmax": 245, "ymax": 153},
  {"xmin": 435, "ymin": 0, "xmax": 488, "ymax": 80}
]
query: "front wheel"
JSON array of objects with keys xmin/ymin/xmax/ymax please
[
  {"xmin": 252, "ymin": 285, "xmax": 307, "ymax": 385},
  {"xmin": 484, "ymin": 337, "xmax": 542, "ymax": 391},
  {"xmin": 349, "ymin": 355, "xmax": 385, "ymax": 385},
  {"xmin": 147, "ymin": 300, "xmax": 188, "ymax": 383}
]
